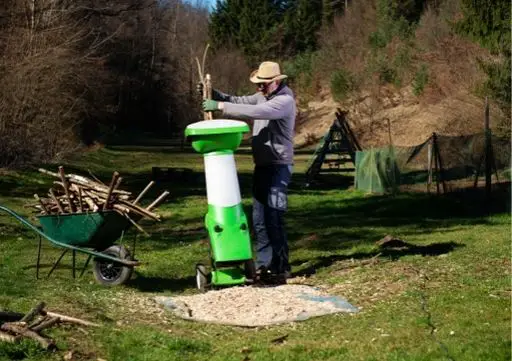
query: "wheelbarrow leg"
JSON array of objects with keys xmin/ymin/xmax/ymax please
[
  {"xmin": 72, "ymin": 250, "xmax": 76, "ymax": 279},
  {"xmin": 47, "ymin": 249, "xmax": 68, "ymax": 278},
  {"xmin": 79, "ymin": 255, "xmax": 93, "ymax": 278},
  {"xmin": 36, "ymin": 236, "xmax": 42, "ymax": 280}
]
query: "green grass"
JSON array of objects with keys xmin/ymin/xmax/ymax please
[{"xmin": 0, "ymin": 145, "xmax": 510, "ymax": 361}]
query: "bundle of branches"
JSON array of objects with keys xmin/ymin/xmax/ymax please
[
  {"xmin": 0, "ymin": 302, "xmax": 99, "ymax": 350},
  {"xmin": 32, "ymin": 166, "xmax": 169, "ymax": 234}
]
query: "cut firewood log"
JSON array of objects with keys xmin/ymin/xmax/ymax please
[
  {"xmin": 146, "ymin": 191, "xmax": 170, "ymax": 211},
  {"xmin": 77, "ymin": 187, "xmax": 84, "ymax": 212},
  {"xmin": 0, "ymin": 323, "xmax": 55, "ymax": 350},
  {"xmin": 20, "ymin": 302, "xmax": 45, "ymax": 323},
  {"xmin": 118, "ymin": 200, "xmax": 160, "ymax": 221},
  {"xmin": 83, "ymin": 197, "xmax": 99, "ymax": 212},
  {"xmin": 133, "ymin": 181, "xmax": 155, "ymax": 205},
  {"xmin": 32, "ymin": 317, "xmax": 59, "ymax": 332},
  {"xmin": 59, "ymin": 166, "xmax": 76, "ymax": 213},
  {"xmin": 33, "ymin": 194, "xmax": 50, "ymax": 214},
  {"xmin": 49, "ymin": 189, "xmax": 64, "ymax": 213},
  {"xmin": 0, "ymin": 330, "xmax": 20, "ymax": 343},
  {"xmin": 42, "ymin": 311, "xmax": 99, "ymax": 327},
  {"xmin": 104, "ymin": 172, "xmax": 120, "ymax": 210},
  {"xmin": 119, "ymin": 211, "xmax": 150, "ymax": 236}
]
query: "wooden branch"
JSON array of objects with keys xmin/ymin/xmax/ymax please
[
  {"xmin": 28, "ymin": 316, "xmax": 45, "ymax": 330},
  {"xmin": 49, "ymin": 189, "xmax": 64, "ymax": 213},
  {"xmin": 20, "ymin": 302, "xmax": 45, "ymax": 323},
  {"xmin": 0, "ymin": 330, "xmax": 20, "ymax": 343},
  {"xmin": 120, "ymin": 212, "xmax": 149, "ymax": 236},
  {"xmin": 133, "ymin": 181, "xmax": 155, "ymax": 205},
  {"xmin": 146, "ymin": 191, "xmax": 170, "ymax": 211},
  {"xmin": 0, "ymin": 323, "xmax": 55, "ymax": 350},
  {"xmin": 32, "ymin": 317, "xmax": 59, "ymax": 332},
  {"xmin": 39, "ymin": 168, "xmax": 131, "ymax": 196},
  {"xmin": 103, "ymin": 172, "xmax": 120, "ymax": 210},
  {"xmin": 33, "ymin": 194, "xmax": 49, "ymax": 214},
  {"xmin": 118, "ymin": 200, "xmax": 160, "ymax": 221},
  {"xmin": 42, "ymin": 311, "xmax": 99, "ymax": 327},
  {"xmin": 77, "ymin": 187, "xmax": 84, "ymax": 212},
  {"xmin": 83, "ymin": 197, "xmax": 99, "ymax": 212},
  {"xmin": 59, "ymin": 166, "xmax": 76, "ymax": 213}
]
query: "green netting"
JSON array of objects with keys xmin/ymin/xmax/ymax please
[
  {"xmin": 355, "ymin": 147, "xmax": 400, "ymax": 193},
  {"xmin": 354, "ymin": 132, "xmax": 511, "ymax": 194}
]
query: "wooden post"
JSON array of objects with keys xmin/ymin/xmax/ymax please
[
  {"xmin": 427, "ymin": 138, "xmax": 433, "ymax": 193},
  {"xmin": 433, "ymin": 133, "xmax": 440, "ymax": 195},
  {"xmin": 484, "ymin": 97, "xmax": 491, "ymax": 201}
]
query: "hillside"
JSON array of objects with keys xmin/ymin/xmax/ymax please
[
  {"xmin": 295, "ymin": 85, "xmax": 504, "ymax": 149},
  {"xmin": 292, "ymin": 0, "xmax": 509, "ymax": 149}
]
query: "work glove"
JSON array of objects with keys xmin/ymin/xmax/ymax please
[{"xmin": 202, "ymin": 99, "xmax": 219, "ymax": 112}]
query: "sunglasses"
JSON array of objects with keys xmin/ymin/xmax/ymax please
[{"xmin": 257, "ymin": 82, "xmax": 270, "ymax": 90}]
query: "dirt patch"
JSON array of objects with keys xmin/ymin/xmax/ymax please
[{"xmin": 294, "ymin": 86, "xmax": 504, "ymax": 150}]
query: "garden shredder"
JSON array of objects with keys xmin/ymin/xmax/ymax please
[{"xmin": 185, "ymin": 119, "xmax": 255, "ymax": 291}]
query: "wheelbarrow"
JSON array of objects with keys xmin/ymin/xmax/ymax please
[{"xmin": 0, "ymin": 205, "xmax": 140, "ymax": 286}]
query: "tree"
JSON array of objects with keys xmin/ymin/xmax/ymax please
[
  {"xmin": 209, "ymin": 0, "xmax": 286, "ymax": 63},
  {"xmin": 283, "ymin": 0, "xmax": 323, "ymax": 54},
  {"xmin": 456, "ymin": 0, "xmax": 511, "ymax": 116}
]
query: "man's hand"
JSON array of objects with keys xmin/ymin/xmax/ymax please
[
  {"xmin": 202, "ymin": 99, "xmax": 219, "ymax": 112},
  {"xmin": 196, "ymin": 81, "xmax": 204, "ymax": 97}
]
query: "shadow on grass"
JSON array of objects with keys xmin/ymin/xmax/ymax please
[
  {"xmin": 127, "ymin": 272, "xmax": 196, "ymax": 293},
  {"xmin": 291, "ymin": 240, "xmax": 462, "ymax": 277}
]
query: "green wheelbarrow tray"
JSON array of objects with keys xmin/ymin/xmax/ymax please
[{"xmin": 0, "ymin": 205, "xmax": 139, "ymax": 266}]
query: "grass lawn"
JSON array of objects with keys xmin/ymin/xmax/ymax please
[{"xmin": 0, "ymin": 144, "xmax": 510, "ymax": 361}]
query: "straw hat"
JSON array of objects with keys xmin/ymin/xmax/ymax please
[{"xmin": 249, "ymin": 61, "xmax": 288, "ymax": 83}]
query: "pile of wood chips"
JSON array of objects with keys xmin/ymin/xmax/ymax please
[
  {"xmin": 0, "ymin": 302, "xmax": 99, "ymax": 350},
  {"xmin": 33, "ymin": 166, "xmax": 169, "ymax": 234}
]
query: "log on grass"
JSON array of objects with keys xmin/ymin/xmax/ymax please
[
  {"xmin": 42, "ymin": 311, "xmax": 99, "ymax": 327},
  {"xmin": 20, "ymin": 302, "xmax": 46, "ymax": 323},
  {"xmin": 0, "ymin": 323, "xmax": 55, "ymax": 350},
  {"xmin": 0, "ymin": 330, "xmax": 20, "ymax": 343}
]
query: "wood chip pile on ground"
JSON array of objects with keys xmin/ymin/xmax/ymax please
[{"xmin": 155, "ymin": 285, "xmax": 358, "ymax": 327}]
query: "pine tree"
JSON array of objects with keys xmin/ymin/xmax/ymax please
[
  {"xmin": 283, "ymin": 0, "xmax": 323, "ymax": 55},
  {"xmin": 209, "ymin": 0, "xmax": 286, "ymax": 63},
  {"xmin": 456, "ymin": 0, "xmax": 511, "ymax": 115}
]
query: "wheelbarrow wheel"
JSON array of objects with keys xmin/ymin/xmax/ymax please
[
  {"xmin": 195, "ymin": 264, "xmax": 208, "ymax": 293},
  {"xmin": 93, "ymin": 245, "xmax": 133, "ymax": 286}
]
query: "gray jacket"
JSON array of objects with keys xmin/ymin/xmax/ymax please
[{"xmin": 213, "ymin": 85, "xmax": 296, "ymax": 166}]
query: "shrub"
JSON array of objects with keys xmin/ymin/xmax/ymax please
[
  {"xmin": 413, "ymin": 64, "xmax": 429, "ymax": 96},
  {"xmin": 330, "ymin": 69, "xmax": 354, "ymax": 102}
]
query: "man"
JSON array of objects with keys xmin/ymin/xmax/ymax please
[{"xmin": 200, "ymin": 61, "xmax": 296, "ymax": 284}]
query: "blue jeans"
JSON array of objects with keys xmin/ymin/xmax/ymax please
[{"xmin": 252, "ymin": 165, "xmax": 292, "ymax": 274}]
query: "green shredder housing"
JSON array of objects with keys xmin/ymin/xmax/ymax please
[
  {"xmin": 37, "ymin": 211, "xmax": 132, "ymax": 249},
  {"xmin": 205, "ymin": 204, "xmax": 252, "ymax": 262}
]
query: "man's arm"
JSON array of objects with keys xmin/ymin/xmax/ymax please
[
  {"xmin": 213, "ymin": 89, "xmax": 260, "ymax": 105},
  {"xmin": 222, "ymin": 95, "xmax": 294, "ymax": 120}
]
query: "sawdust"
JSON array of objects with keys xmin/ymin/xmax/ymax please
[{"xmin": 154, "ymin": 285, "xmax": 357, "ymax": 327}]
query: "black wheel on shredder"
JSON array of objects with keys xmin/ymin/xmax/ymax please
[
  {"xmin": 195, "ymin": 264, "xmax": 208, "ymax": 293},
  {"xmin": 244, "ymin": 259, "xmax": 256, "ymax": 284}
]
